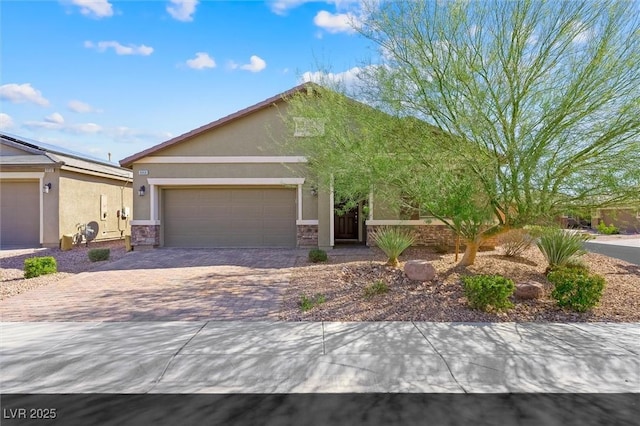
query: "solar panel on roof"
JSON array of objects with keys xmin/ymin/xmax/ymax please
[{"xmin": 0, "ymin": 131, "xmax": 117, "ymax": 167}]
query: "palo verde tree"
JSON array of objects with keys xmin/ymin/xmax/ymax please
[{"xmin": 285, "ymin": 0, "xmax": 640, "ymax": 265}]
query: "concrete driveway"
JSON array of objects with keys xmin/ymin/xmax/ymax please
[{"xmin": 0, "ymin": 249, "xmax": 301, "ymax": 321}]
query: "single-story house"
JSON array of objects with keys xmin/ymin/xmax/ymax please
[
  {"xmin": 0, "ymin": 133, "xmax": 133, "ymax": 248},
  {"xmin": 119, "ymin": 84, "xmax": 479, "ymax": 250},
  {"xmin": 592, "ymin": 207, "xmax": 640, "ymax": 234}
]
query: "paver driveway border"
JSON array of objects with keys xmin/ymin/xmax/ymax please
[{"xmin": 0, "ymin": 248, "xmax": 307, "ymax": 322}]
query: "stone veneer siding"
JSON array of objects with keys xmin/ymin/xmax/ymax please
[
  {"xmin": 367, "ymin": 225, "xmax": 497, "ymax": 250},
  {"xmin": 131, "ymin": 224, "xmax": 160, "ymax": 247},
  {"xmin": 297, "ymin": 224, "xmax": 319, "ymax": 247}
]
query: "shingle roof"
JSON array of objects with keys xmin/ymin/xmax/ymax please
[{"xmin": 119, "ymin": 83, "xmax": 318, "ymax": 168}]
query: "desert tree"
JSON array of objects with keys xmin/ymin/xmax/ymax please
[{"xmin": 285, "ymin": 0, "xmax": 640, "ymax": 265}]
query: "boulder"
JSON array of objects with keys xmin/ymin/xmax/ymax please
[
  {"xmin": 515, "ymin": 281, "xmax": 544, "ymax": 300},
  {"xmin": 404, "ymin": 260, "xmax": 436, "ymax": 282}
]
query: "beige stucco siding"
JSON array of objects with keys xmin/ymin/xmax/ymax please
[
  {"xmin": 58, "ymin": 170, "xmax": 132, "ymax": 243},
  {"xmin": 156, "ymin": 105, "xmax": 289, "ymax": 157},
  {"xmin": 131, "ymin": 163, "xmax": 309, "ymax": 221},
  {"xmin": 596, "ymin": 208, "xmax": 640, "ymax": 233},
  {"xmin": 134, "ymin": 163, "xmax": 305, "ymax": 179}
]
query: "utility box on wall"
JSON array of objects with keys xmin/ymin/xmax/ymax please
[{"xmin": 100, "ymin": 194, "xmax": 108, "ymax": 221}]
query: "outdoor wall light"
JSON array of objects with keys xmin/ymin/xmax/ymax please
[
  {"xmin": 43, "ymin": 183, "xmax": 52, "ymax": 193},
  {"xmin": 310, "ymin": 185, "xmax": 318, "ymax": 196},
  {"xmin": 138, "ymin": 185, "xmax": 146, "ymax": 196}
]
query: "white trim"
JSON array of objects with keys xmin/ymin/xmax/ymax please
[
  {"xmin": 146, "ymin": 178, "xmax": 305, "ymax": 186},
  {"xmin": 329, "ymin": 175, "xmax": 334, "ymax": 247},
  {"xmin": 39, "ymin": 176, "xmax": 44, "ymax": 244},
  {"xmin": 297, "ymin": 184, "xmax": 303, "ymax": 222},
  {"xmin": 0, "ymin": 172, "xmax": 45, "ymax": 179},
  {"xmin": 368, "ymin": 190, "xmax": 373, "ymax": 221},
  {"xmin": 131, "ymin": 220, "xmax": 161, "ymax": 226},
  {"xmin": 296, "ymin": 220, "xmax": 319, "ymax": 225},
  {"xmin": 366, "ymin": 219, "xmax": 448, "ymax": 226},
  {"xmin": 135, "ymin": 156, "xmax": 307, "ymax": 164},
  {"xmin": 150, "ymin": 184, "xmax": 158, "ymax": 222}
]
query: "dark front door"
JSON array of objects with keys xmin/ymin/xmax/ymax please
[{"xmin": 334, "ymin": 205, "xmax": 359, "ymax": 240}]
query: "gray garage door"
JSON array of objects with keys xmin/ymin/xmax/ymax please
[
  {"xmin": 0, "ymin": 180, "xmax": 40, "ymax": 247},
  {"xmin": 163, "ymin": 187, "xmax": 296, "ymax": 247}
]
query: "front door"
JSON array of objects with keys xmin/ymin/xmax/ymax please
[{"xmin": 334, "ymin": 205, "xmax": 359, "ymax": 240}]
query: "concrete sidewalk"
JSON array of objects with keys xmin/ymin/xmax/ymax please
[{"xmin": 1, "ymin": 321, "xmax": 638, "ymax": 394}]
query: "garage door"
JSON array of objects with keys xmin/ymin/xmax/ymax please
[
  {"xmin": 163, "ymin": 188, "xmax": 296, "ymax": 247},
  {"xmin": 0, "ymin": 180, "xmax": 40, "ymax": 247}
]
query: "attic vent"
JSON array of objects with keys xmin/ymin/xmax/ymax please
[{"xmin": 294, "ymin": 117, "xmax": 325, "ymax": 137}]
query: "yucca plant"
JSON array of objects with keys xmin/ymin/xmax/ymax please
[
  {"xmin": 370, "ymin": 226, "xmax": 416, "ymax": 267},
  {"xmin": 536, "ymin": 228, "xmax": 590, "ymax": 274}
]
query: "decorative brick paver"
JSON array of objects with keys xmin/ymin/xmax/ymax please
[{"xmin": 0, "ymin": 249, "xmax": 303, "ymax": 321}]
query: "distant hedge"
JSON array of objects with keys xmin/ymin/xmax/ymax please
[{"xmin": 88, "ymin": 248, "xmax": 110, "ymax": 262}]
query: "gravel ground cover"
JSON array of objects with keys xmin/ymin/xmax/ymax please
[
  {"xmin": 280, "ymin": 245, "xmax": 640, "ymax": 322},
  {"xmin": 0, "ymin": 240, "xmax": 128, "ymax": 300}
]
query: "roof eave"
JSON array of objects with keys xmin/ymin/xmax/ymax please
[{"xmin": 119, "ymin": 82, "xmax": 321, "ymax": 168}]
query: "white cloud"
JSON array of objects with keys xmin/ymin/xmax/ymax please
[
  {"xmin": 167, "ymin": 0, "xmax": 198, "ymax": 22},
  {"xmin": 70, "ymin": 123, "xmax": 102, "ymax": 134},
  {"xmin": 268, "ymin": 0, "xmax": 310, "ymax": 15},
  {"xmin": 0, "ymin": 113, "xmax": 14, "ymax": 129},
  {"xmin": 45, "ymin": 112, "xmax": 65, "ymax": 124},
  {"xmin": 313, "ymin": 10, "xmax": 359, "ymax": 34},
  {"xmin": 269, "ymin": 0, "xmax": 362, "ymax": 15},
  {"xmin": 0, "ymin": 83, "xmax": 50, "ymax": 106},
  {"xmin": 84, "ymin": 40, "xmax": 154, "ymax": 56},
  {"xmin": 69, "ymin": 0, "xmax": 113, "ymax": 18},
  {"xmin": 571, "ymin": 22, "xmax": 593, "ymax": 44},
  {"xmin": 186, "ymin": 52, "xmax": 216, "ymax": 70},
  {"xmin": 301, "ymin": 66, "xmax": 365, "ymax": 87},
  {"xmin": 24, "ymin": 117, "xmax": 102, "ymax": 134},
  {"xmin": 240, "ymin": 55, "xmax": 267, "ymax": 72},
  {"xmin": 68, "ymin": 99, "xmax": 99, "ymax": 113},
  {"xmin": 23, "ymin": 120, "xmax": 62, "ymax": 130}
]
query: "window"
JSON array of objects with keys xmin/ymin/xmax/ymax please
[{"xmin": 294, "ymin": 117, "xmax": 325, "ymax": 137}]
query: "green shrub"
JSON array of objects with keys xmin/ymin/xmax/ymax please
[
  {"xmin": 597, "ymin": 222, "xmax": 619, "ymax": 235},
  {"xmin": 88, "ymin": 248, "xmax": 110, "ymax": 262},
  {"xmin": 536, "ymin": 228, "xmax": 590, "ymax": 273},
  {"xmin": 24, "ymin": 256, "xmax": 57, "ymax": 279},
  {"xmin": 462, "ymin": 274, "xmax": 515, "ymax": 312},
  {"xmin": 370, "ymin": 226, "xmax": 416, "ymax": 267},
  {"xmin": 300, "ymin": 293, "xmax": 326, "ymax": 312},
  {"xmin": 364, "ymin": 280, "xmax": 389, "ymax": 298},
  {"xmin": 498, "ymin": 228, "xmax": 535, "ymax": 257},
  {"xmin": 308, "ymin": 248, "xmax": 328, "ymax": 263},
  {"xmin": 548, "ymin": 268, "xmax": 605, "ymax": 312}
]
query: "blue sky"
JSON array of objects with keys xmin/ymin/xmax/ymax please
[{"xmin": 0, "ymin": 0, "xmax": 375, "ymax": 164}]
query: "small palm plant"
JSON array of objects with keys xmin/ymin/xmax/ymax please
[
  {"xmin": 536, "ymin": 227, "xmax": 591, "ymax": 274},
  {"xmin": 370, "ymin": 226, "xmax": 416, "ymax": 267}
]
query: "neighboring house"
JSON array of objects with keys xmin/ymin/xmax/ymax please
[
  {"xmin": 0, "ymin": 133, "xmax": 133, "ymax": 248},
  {"xmin": 119, "ymin": 84, "xmax": 484, "ymax": 250},
  {"xmin": 592, "ymin": 207, "xmax": 640, "ymax": 234}
]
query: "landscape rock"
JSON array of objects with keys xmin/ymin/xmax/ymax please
[
  {"xmin": 515, "ymin": 281, "xmax": 544, "ymax": 300},
  {"xmin": 404, "ymin": 260, "xmax": 436, "ymax": 282}
]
